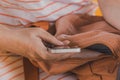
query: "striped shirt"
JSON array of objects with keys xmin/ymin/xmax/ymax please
[
  {"xmin": 0, "ymin": 0, "xmax": 98, "ymax": 80},
  {"xmin": 0, "ymin": 0, "xmax": 97, "ymax": 27}
]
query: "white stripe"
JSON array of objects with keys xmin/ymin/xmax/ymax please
[
  {"xmin": 0, "ymin": 15, "xmax": 21, "ymax": 25},
  {"xmin": 53, "ymin": 0, "xmax": 83, "ymax": 3},
  {"xmin": 39, "ymin": 71, "xmax": 77, "ymax": 80},
  {"xmin": 5, "ymin": 0, "xmax": 53, "ymax": 10},
  {"xmin": 0, "ymin": 57, "xmax": 23, "ymax": 74},
  {"xmin": 11, "ymin": 74, "xmax": 24, "ymax": 80},
  {"xmin": 30, "ymin": 2, "xmax": 66, "ymax": 16},
  {"xmin": 39, "ymin": 71, "xmax": 49, "ymax": 79},
  {"xmin": 0, "ymin": 8, "xmax": 35, "ymax": 21},
  {"xmin": 0, "ymin": 57, "xmax": 8, "ymax": 62},
  {"xmin": 0, "ymin": 57, "xmax": 24, "ymax": 80},
  {"xmin": 0, "ymin": 8, "xmax": 36, "ymax": 25},
  {"xmin": 0, "ymin": 0, "xmax": 97, "ymax": 24},
  {"xmin": 0, "ymin": 66, "xmax": 24, "ymax": 80},
  {"xmin": 0, "ymin": 57, "xmax": 21, "ymax": 68},
  {"xmin": 40, "ymin": 6, "xmax": 83, "ymax": 21}
]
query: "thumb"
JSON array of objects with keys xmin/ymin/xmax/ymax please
[
  {"xmin": 57, "ymin": 34, "xmax": 79, "ymax": 46},
  {"xmin": 56, "ymin": 34, "xmax": 71, "ymax": 40}
]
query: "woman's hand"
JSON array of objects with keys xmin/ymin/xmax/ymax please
[
  {"xmin": 55, "ymin": 14, "xmax": 103, "ymax": 39},
  {"xmin": 0, "ymin": 26, "xmax": 75, "ymax": 62},
  {"xmin": 55, "ymin": 14, "xmax": 81, "ymax": 36}
]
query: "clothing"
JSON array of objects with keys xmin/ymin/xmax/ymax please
[
  {"xmin": 37, "ymin": 16, "xmax": 120, "ymax": 80},
  {"xmin": 0, "ymin": 0, "xmax": 97, "ymax": 80},
  {"xmin": 0, "ymin": 0, "xmax": 97, "ymax": 26}
]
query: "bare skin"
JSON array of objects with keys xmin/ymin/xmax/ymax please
[
  {"xmin": 0, "ymin": 1, "xmax": 120, "ymax": 67},
  {"xmin": 55, "ymin": 0, "xmax": 120, "ymax": 45},
  {"xmin": 55, "ymin": 14, "xmax": 103, "ymax": 39},
  {"xmin": 0, "ymin": 24, "xmax": 77, "ymax": 64},
  {"xmin": 98, "ymin": 0, "xmax": 120, "ymax": 30}
]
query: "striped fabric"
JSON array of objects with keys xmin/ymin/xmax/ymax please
[
  {"xmin": 0, "ymin": 0, "xmax": 98, "ymax": 80},
  {"xmin": 0, "ymin": 0, "xmax": 97, "ymax": 26},
  {"xmin": 39, "ymin": 70, "xmax": 77, "ymax": 80},
  {"xmin": 0, "ymin": 56, "xmax": 24, "ymax": 80}
]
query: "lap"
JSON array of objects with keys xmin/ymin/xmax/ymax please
[
  {"xmin": 0, "ymin": 56, "xmax": 77, "ymax": 80},
  {"xmin": 0, "ymin": 44, "xmax": 111, "ymax": 80},
  {"xmin": 39, "ymin": 69, "xmax": 77, "ymax": 80}
]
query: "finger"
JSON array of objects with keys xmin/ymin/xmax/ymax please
[
  {"xmin": 38, "ymin": 29, "xmax": 64, "ymax": 45},
  {"xmin": 55, "ymin": 24, "xmax": 70, "ymax": 37},
  {"xmin": 55, "ymin": 20, "xmax": 66, "ymax": 36},
  {"xmin": 55, "ymin": 28, "xmax": 67, "ymax": 37},
  {"xmin": 63, "ymin": 40, "xmax": 71, "ymax": 45},
  {"xmin": 32, "ymin": 38, "xmax": 67, "ymax": 61},
  {"xmin": 56, "ymin": 34, "xmax": 71, "ymax": 41},
  {"xmin": 31, "ymin": 37, "xmax": 75, "ymax": 61},
  {"xmin": 32, "ymin": 38, "xmax": 55, "ymax": 61}
]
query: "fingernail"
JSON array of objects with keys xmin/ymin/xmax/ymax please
[
  {"xmin": 58, "ymin": 41, "xmax": 64, "ymax": 45},
  {"xmin": 60, "ymin": 34, "xmax": 71, "ymax": 38},
  {"xmin": 63, "ymin": 40, "xmax": 70, "ymax": 45}
]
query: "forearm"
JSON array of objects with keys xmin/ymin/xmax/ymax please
[
  {"xmin": 0, "ymin": 25, "xmax": 25, "ymax": 55},
  {"xmin": 98, "ymin": 0, "xmax": 120, "ymax": 30},
  {"xmin": 0, "ymin": 26, "xmax": 15, "ymax": 53}
]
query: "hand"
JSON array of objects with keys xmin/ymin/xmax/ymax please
[
  {"xmin": 57, "ymin": 21, "xmax": 119, "ymax": 48},
  {"xmin": 55, "ymin": 14, "xmax": 103, "ymax": 37},
  {"xmin": 55, "ymin": 14, "xmax": 81, "ymax": 36},
  {"xmin": 0, "ymin": 26, "xmax": 75, "ymax": 62}
]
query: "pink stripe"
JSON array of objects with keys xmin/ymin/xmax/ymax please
[
  {"xmin": 25, "ymin": 2, "xmax": 56, "ymax": 11},
  {"xmin": 2, "ymin": 0, "xmax": 18, "ymax": 6},
  {"xmin": 85, "ymin": 5, "xmax": 97, "ymax": 13},
  {"xmin": 37, "ymin": 0, "xmax": 86, "ymax": 18},
  {"xmin": 0, "ymin": 4, "xmax": 27, "ymax": 11},
  {"xmin": 37, "ymin": 3, "xmax": 72, "ymax": 18},
  {"xmin": 9, "ymin": 72, "xmax": 24, "ymax": 80},
  {"xmin": 1, "ymin": 1, "xmax": 56, "ymax": 11},
  {"xmin": 58, "ymin": 74, "xmax": 71, "ymax": 80},
  {"xmin": 16, "ymin": 0, "xmax": 41, "ymax": 3},
  {"xmin": 41, "ymin": 75, "xmax": 51, "ymax": 80},
  {"xmin": 0, "ymin": 65, "xmax": 23, "ymax": 77},
  {"xmin": 0, "ymin": 12, "xmax": 31, "ymax": 23},
  {"xmin": 0, "ymin": 58, "xmax": 22, "ymax": 69},
  {"xmin": 0, "ymin": 56, "xmax": 9, "ymax": 62},
  {"xmin": 68, "ymin": 6, "xmax": 84, "ymax": 15},
  {"xmin": 0, "ymin": 22, "xmax": 22, "ymax": 27}
]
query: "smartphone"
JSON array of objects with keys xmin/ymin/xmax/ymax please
[{"xmin": 48, "ymin": 48, "xmax": 81, "ymax": 54}]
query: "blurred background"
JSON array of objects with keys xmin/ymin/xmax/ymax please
[{"xmin": 93, "ymin": 0, "xmax": 102, "ymax": 16}]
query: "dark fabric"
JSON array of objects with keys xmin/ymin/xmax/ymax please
[{"xmin": 87, "ymin": 44, "xmax": 112, "ymax": 55}]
